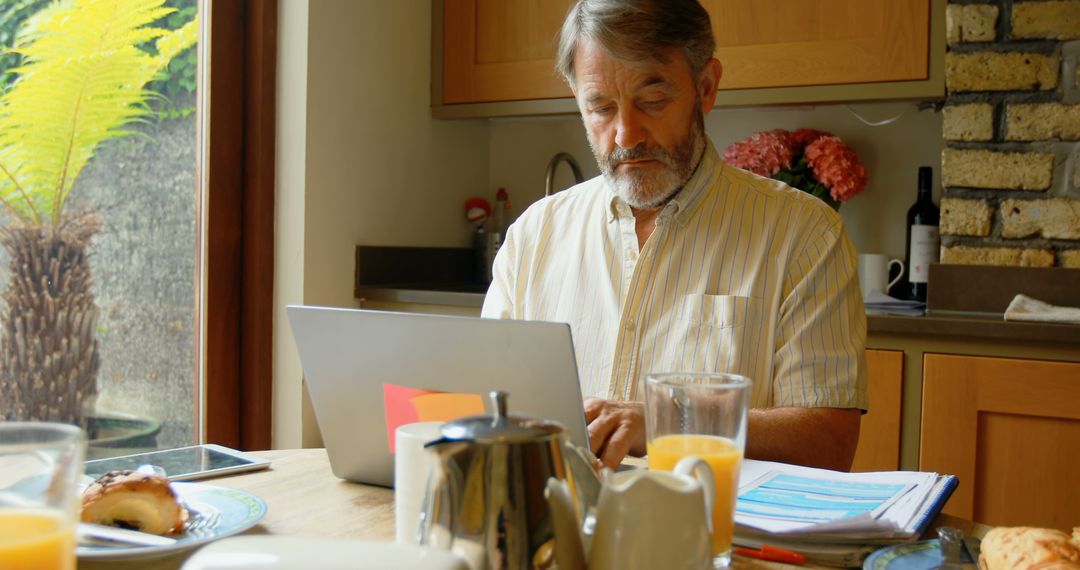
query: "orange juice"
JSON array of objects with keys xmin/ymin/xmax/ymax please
[
  {"xmin": 647, "ymin": 434, "xmax": 742, "ymax": 556},
  {"xmin": 0, "ymin": 509, "xmax": 74, "ymax": 570}
]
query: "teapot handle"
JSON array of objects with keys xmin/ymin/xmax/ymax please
[{"xmin": 674, "ymin": 456, "xmax": 716, "ymax": 534}]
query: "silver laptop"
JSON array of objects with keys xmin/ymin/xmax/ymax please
[{"xmin": 286, "ymin": 305, "xmax": 590, "ymax": 487}]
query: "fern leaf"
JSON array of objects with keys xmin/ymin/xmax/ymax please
[{"xmin": 0, "ymin": 0, "xmax": 198, "ymax": 226}]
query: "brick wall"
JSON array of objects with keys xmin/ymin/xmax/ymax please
[{"xmin": 942, "ymin": 0, "xmax": 1080, "ymax": 268}]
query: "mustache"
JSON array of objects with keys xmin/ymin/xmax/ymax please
[{"xmin": 604, "ymin": 145, "xmax": 671, "ymax": 169}]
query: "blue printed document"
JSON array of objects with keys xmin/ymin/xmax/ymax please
[
  {"xmin": 732, "ymin": 460, "xmax": 959, "ymax": 566},
  {"xmin": 734, "ymin": 460, "xmax": 947, "ymax": 539},
  {"xmin": 737, "ymin": 472, "xmax": 912, "ymax": 523}
]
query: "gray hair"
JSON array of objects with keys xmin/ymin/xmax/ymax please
[{"xmin": 556, "ymin": 0, "xmax": 715, "ymax": 88}]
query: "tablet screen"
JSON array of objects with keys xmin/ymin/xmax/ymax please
[{"xmin": 85, "ymin": 446, "xmax": 261, "ymax": 480}]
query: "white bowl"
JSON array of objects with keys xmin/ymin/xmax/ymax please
[{"xmin": 180, "ymin": 535, "xmax": 469, "ymax": 570}]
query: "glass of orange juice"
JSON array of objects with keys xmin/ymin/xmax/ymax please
[
  {"xmin": 0, "ymin": 422, "xmax": 85, "ymax": 570},
  {"xmin": 644, "ymin": 373, "xmax": 750, "ymax": 569}
]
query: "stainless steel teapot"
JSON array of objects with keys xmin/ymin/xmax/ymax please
[{"xmin": 419, "ymin": 391, "xmax": 600, "ymax": 570}]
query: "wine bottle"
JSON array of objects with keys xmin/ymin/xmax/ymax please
[{"xmin": 902, "ymin": 166, "xmax": 940, "ymax": 302}]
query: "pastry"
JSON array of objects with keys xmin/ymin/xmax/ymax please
[
  {"xmin": 979, "ymin": 526, "xmax": 1080, "ymax": 570},
  {"xmin": 81, "ymin": 469, "xmax": 189, "ymax": 535}
]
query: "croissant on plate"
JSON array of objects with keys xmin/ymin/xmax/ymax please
[{"xmin": 81, "ymin": 469, "xmax": 189, "ymax": 535}]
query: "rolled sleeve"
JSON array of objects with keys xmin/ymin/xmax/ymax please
[{"xmin": 772, "ymin": 218, "xmax": 868, "ymax": 411}]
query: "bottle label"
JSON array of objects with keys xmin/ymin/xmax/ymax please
[{"xmin": 909, "ymin": 224, "xmax": 940, "ymax": 284}]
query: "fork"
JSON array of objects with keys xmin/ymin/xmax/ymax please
[{"xmin": 182, "ymin": 501, "xmax": 221, "ymax": 538}]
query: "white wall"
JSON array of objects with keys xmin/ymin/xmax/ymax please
[
  {"xmin": 273, "ymin": 0, "xmax": 309, "ymax": 450},
  {"xmin": 274, "ymin": 0, "xmax": 490, "ymax": 448}
]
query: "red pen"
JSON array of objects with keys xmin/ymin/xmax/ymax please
[{"xmin": 735, "ymin": 545, "xmax": 807, "ymax": 565}]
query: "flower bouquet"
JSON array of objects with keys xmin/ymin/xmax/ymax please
[{"xmin": 722, "ymin": 129, "xmax": 868, "ymax": 210}]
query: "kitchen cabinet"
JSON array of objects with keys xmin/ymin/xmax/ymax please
[
  {"xmin": 703, "ymin": 0, "xmax": 928, "ymax": 90},
  {"xmin": 435, "ymin": 0, "xmax": 943, "ymax": 117},
  {"xmin": 850, "ymin": 349, "xmax": 903, "ymax": 472},
  {"xmin": 920, "ymin": 354, "xmax": 1080, "ymax": 529},
  {"xmin": 440, "ymin": 0, "xmax": 574, "ymax": 105}
]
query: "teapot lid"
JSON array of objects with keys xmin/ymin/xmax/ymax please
[{"xmin": 441, "ymin": 391, "xmax": 564, "ymax": 443}]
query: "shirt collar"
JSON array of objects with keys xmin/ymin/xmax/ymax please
[{"xmin": 605, "ymin": 140, "xmax": 722, "ymax": 226}]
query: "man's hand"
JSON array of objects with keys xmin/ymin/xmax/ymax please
[{"xmin": 583, "ymin": 398, "xmax": 647, "ymax": 469}]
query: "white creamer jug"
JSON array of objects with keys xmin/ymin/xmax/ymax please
[{"xmin": 547, "ymin": 456, "xmax": 715, "ymax": 570}]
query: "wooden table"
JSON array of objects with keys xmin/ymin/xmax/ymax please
[{"xmin": 78, "ymin": 448, "xmax": 988, "ymax": 570}]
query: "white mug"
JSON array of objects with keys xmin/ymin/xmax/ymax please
[
  {"xmin": 393, "ymin": 421, "xmax": 444, "ymax": 544},
  {"xmin": 858, "ymin": 253, "xmax": 904, "ymax": 299}
]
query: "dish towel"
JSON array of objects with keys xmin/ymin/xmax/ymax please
[{"xmin": 1003, "ymin": 294, "xmax": 1080, "ymax": 325}]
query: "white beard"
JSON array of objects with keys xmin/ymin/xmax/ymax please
[
  {"xmin": 608, "ymin": 159, "xmax": 691, "ymax": 209},
  {"xmin": 591, "ymin": 108, "xmax": 706, "ymax": 210}
]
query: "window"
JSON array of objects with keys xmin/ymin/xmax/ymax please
[{"xmin": 0, "ymin": 0, "xmax": 274, "ymax": 455}]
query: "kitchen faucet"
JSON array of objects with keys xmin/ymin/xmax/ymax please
[{"xmin": 545, "ymin": 152, "xmax": 585, "ymax": 197}]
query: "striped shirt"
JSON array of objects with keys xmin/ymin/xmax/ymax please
[{"xmin": 482, "ymin": 142, "xmax": 867, "ymax": 410}]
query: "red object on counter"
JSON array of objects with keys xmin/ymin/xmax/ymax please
[
  {"xmin": 735, "ymin": 545, "xmax": 807, "ymax": 565},
  {"xmin": 464, "ymin": 197, "xmax": 492, "ymax": 223}
]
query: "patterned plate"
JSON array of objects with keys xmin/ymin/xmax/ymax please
[
  {"xmin": 863, "ymin": 539, "xmax": 945, "ymax": 570},
  {"xmin": 77, "ymin": 482, "xmax": 267, "ymax": 560}
]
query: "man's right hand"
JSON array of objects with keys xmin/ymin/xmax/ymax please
[{"xmin": 583, "ymin": 397, "xmax": 647, "ymax": 470}]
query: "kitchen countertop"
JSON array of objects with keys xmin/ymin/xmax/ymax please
[
  {"xmin": 355, "ymin": 284, "xmax": 1080, "ymax": 345},
  {"xmin": 868, "ymin": 311, "xmax": 1079, "ymax": 345},
  {"xmin": 356, "ymin": 283, "xmax": 488, "ymax": 307}
]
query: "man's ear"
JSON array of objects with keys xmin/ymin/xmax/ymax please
[{"xmin": 698, "ymin": 58, "xmax": 722, "ymax": 113}]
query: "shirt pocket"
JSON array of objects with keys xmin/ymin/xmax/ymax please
[
  {"xmin": 654, "ymin": 294, "xmax": 763, "ymax": 382},
  {"xmin": 678, "ymin": 294, "xmax": 755, "ymax": 329}
]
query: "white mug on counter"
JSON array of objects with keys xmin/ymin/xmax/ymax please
[
  {"xmin": 394, "ymin": 421, "xmax": 444, "ymax": 545},
  {"xmin": 858, "ymin": 253, "xmax": 903, "ymax": 300}
]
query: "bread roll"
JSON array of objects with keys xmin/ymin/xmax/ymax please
[
  {"xmin": 81, "ymin": 469, "xmax": 189, "ymax": 535},
  {"xmin": 979, "ymin": 526, "xmax": 1080, "ymax": 570}
]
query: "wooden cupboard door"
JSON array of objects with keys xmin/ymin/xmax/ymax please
[
  {"xmin": 442, "ymin": 0, "xmax": 574, "ymax": 104},
  {"xmin": 701, "ymin": 0, "xmax": 930, "ymax": 90},
  {"xmin": 921, "ymin": 354, "xmax": 1080, "ymax": 528},
  {"xmin": 851, "ymin": 349, "xmax": 903, "ymax": 472}
]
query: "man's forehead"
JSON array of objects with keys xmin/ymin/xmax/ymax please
[{"xmin": 573, "ymin": 40, "xmax": 684, "ymax": 95}]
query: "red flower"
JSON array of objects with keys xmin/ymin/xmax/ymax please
[
  {"xmin": 789, "ymin": 128, "xmax": 828, "ymax": 152},
  {"xmin": 721, "ymin": 129, "xmax": 795, "ymax": 178},
  {"xmin": 804, "ymin": 136, "xmax": 868, "ymax": 203},
  {"xmin": 723, "ymin": 128, "xmax": 868, "ymax": 208}
]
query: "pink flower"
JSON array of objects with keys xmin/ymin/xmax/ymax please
[
  {"xmin": 789, "ymin": 128, "xmax": 829, "ymax": 152},
  {"xmin": 721, "ymin": 129, "xmax": 795, "ymax": 177},
  {"xmin": 804, "ymin": 136, "xmax": 868, "ymax": 203},
  {"xmin": 723, "ymin": 128, "xmax": 868, "ymax": 208}
]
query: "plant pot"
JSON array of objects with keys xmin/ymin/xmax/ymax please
[{"xmin": 85, "ymin": 412, "xmax": 162, "ymax": 460}]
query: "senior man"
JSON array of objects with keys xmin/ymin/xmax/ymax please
[{"xmin": 482, "ymin": 0, "xmax": 867, "ymax": 471}]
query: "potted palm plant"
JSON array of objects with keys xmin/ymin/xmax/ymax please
[{"xmin": 0, "ymin": 0, "xmax": 196, "ymax": 427}]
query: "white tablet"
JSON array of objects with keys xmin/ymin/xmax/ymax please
[{"xmin": 84, "ymin": 444, "xmax": 270, "ymax": 481}]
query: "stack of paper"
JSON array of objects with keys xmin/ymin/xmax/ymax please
[
  {"xmin": 863, "ymin": 291, "xmax": 925, "ymax": 316},
  {"xmin": 733, "ymin": 459, "xmax": 957, "ymax": 567}
]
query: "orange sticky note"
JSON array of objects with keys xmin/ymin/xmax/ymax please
[{"xmin": 383, "ymin": 384, "xmax": 485, "ymax": 452}]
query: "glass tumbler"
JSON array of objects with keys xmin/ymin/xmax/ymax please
[
  {"xmin": 0, "ymin": 422, "xmax": 86, "ymax": 570},
  {"xmin": 645, "ymin": 372, "xmax": 751, "ymax": 569}
]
